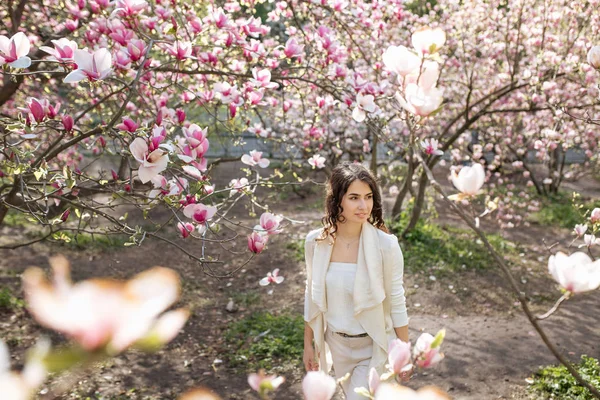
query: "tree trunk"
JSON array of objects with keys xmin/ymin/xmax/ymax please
[
  {"xmin": 403, "ymin": 170, "xmax": 428, "ymax": 236},
  {"xmin": 391, "ymin": 150, "xmax": 415, "ymax": 219},
  {"xmin": 0, "ymin": 183, "xmax": 21, "ymax": 227},
  {"xmin": 370, "ymin": 132, "xmax": 378, "ymax": 175}
]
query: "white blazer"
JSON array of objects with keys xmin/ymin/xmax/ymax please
[{"xmin": 304, "ymin": 222, "xmax": 408, "ymax": 374}]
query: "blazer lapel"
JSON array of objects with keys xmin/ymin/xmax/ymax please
[
  {"xmin": 353, "ymin": 223, "xmax": 385, "ymax": 315},
  {"xmin": 311, "ymin": 234, "xmax": 334, "ymax": 313}
]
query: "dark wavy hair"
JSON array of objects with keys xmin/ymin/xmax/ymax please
[{"xmin": 319, "ymin": 162, "xmax": 388, "ymax": 240}]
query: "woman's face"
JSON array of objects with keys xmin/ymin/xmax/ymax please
[{"xmin": 339, "ymin": 179, "xmax": 373, "ymax": 224}]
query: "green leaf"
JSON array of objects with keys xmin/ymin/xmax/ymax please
[
  {"xmin": 43, "ymin": 346, "xmax": 90, "ymax": 373},
  {"xmin": 431, "ymin": 328, "xmax": 446, "ymax": 348},
  {"xmin": 33, "ymin": 168, "xmax": 47, "ymax": 181}
]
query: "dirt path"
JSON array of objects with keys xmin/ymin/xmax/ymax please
[{"xmin": 1, "ymin": 172, "xmax": 599, "ymax": 399}]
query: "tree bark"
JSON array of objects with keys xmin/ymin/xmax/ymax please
[
  {"xmin": 369, "ymin": 131, "xmax": 378, "ymax": 175},
  {"xmin": 403, "ymin": 169, "xmax": 428, "ymax": 236},
  {"xmin": 0, "ymin": 181, "xmax": 21, "ymax": 227},
  {"xmin": 391, "ymin": 150, "xmax": 415, "ymax": 219}
]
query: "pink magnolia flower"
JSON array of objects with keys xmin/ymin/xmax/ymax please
[
  {"xmin": 0, "ymin": 340, "xmax": 48, "ymax": 400},
  {"xmin": 41, "ymin": 99, "xmax": 61, "ymax": 119},
  {"xmin": 229, "ymin": 177, "xmax": 249, "ymax": 196},
  {"xmin": 411, "ymin": 27, "xmax": 446, "ymax": 55},
  {"xmin": 368, "ymin": 367, "xmax": 380, "ymax": 395},
  {"xmin": 587, "ymin": 45, "xmax": 600, "ymax": 69},
  {"xmin": 113, "ymin": 50, "xmax": 131, "ymax": 70},
  {"xmin": 23, "ymin": 255, "xmax": 188, "ymax": 353},
  {"xmin": 387, "ymin": 339, "xmax": 412, "ymax": 374},
  {"xmin": 449, "ymin": 163, "xmax": 485, "ymax": 200},
  {"xmin": 352, "ymin": 93, "xmax": 376, "ymax": 122},
  {"xmin": 248, "ymin": 370, "xmax": 285, "ymax": 396},
  {"xmin": 284, "ymin": 37, "xmax": 304, "ymax": 59},
  {"xmin": 116, "ymin": 117, "xmax": 139, "ymax": 133},
  {"xmin": 25, "ymin": 98, "xmax": 46, "ymax": 123},
  {"xmin": 413, "ymin": 330, "xmax": 445, "ymax": 368},
  {"xmin": 109, "ymin": 28, "xmax": 135, "ymax": 47},
  {"xmin": 112, "ymin": 0, "xmax": 148, "ymax": 17},
  {"xmin": 182, "ymin": 165, "xmax": 203, "ymax": 180},
  {"xmin": 375, "ymin": 384, "xmax": 450, "ymax": 400},
  {"xmin": 179, "ymin": 388, "xmax": 222, "ymax": 400},
  {"xmin": 579, "ymin": 234, "xmax": 600, "ymax": 248},
  {"xmin": 39, "ymin": 38, "xmax": 78, "ymax": 63},
  {"xmin": 395, "ymin": 84, "xmax": 443, "ymax": 117},
  {"xmin": 259, "ymin": 268, "xmax": 284, "ymax": 286},
  {"xmin": 405, "ymin": 60, "xmax": 440, "ymax": 90},
  {"xmin": 62, "ymin": 115, "xmax": 74, "ymax": 132},
  {"xmin": 241, "ymin": 150, "xmax": 270, "ymax": 168},
  {"xmin": 255, "ymin": 212, "xmax": 282, "ymax": 235},
  {"xmin": 63, "ymin": 48, "xmax": 112, "ymax": 83},
  {"xmin": 60, "ymin": 209, "xmax": 71, "ymax": 222},
  {"xmin": 421, "ymin": 138, "xmax": 444, "ymax": 156},
  {"xmin": 182, "ymin": 124, "xmax": 209, "ymax": 153},
  {"xmin": 590, "ymin": 208, "xmax": 600, "ymax": 223},
  {"xmin": 308, "ymin": 154, "xmax": 326, "ymax": 169},
  {"xmin": 127, "ymin": 39, "xmax": 147, "ymax": 62},
  {"xmin": 573, "ymin": 224, "xmax": 588, "ymax": 237},
  {"xmin": 548, "ymin": 251, "xmax": 600, "ymax": 293},
  {"xmin": 129, "ymin": 137, "xmax": 169, "ymax": 183},
  {"xmin": 209, "ymin": 8, "xmax": 231, "ymax": 29},
  {"xmin": 389, "ymin": 185, "xmax": 399, "ymax": 196},
  {"xmin": 248, "ymin": 232, "xmax": 268, "ymax": 254},
  {"xmin": 0, "ymin": 32, "xmax": 31, "ymax": 68},
  {"xmin": 177, "ymin": 222, "xmax": 195, "ymax": 239},
  {"xmin": 302, "ymin": 371, "xmax": 336, "ymax": 400},
  {"xmin": 382, "ymin": 45, "xmax": 420, "ymax": 76},
  {"xmin": 249, "ymin": 68, "xmax": 279, "ymax": 89},
  {"xmin": 183, "ymin": 203, "xmax": 217, "ymax": 224},
  {"xmin": 166, "ymin": 41, "xmax": 193, "ymax": 61}
]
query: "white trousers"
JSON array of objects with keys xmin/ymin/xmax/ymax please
[{"xmin": 325, "ymin": 328, "xmax": 373, "ymax": 400}]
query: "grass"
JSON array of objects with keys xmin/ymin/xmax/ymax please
[
  {"xmin": 528, "ymin": 192, "xmax": 600, "ymax": 229},
  {"xmin": 224, "ymin": 311, "xmax": 304, "ymax": 372},
  {"xmin": 50, "ymin": 231, "xmax": 129, "ymax": 250},
  {"xmin": 2, "ymin": 210, "xmax": 128, "ymax": 250},
  {"xmin": 529, "ymin": 356, "xmax": 600, "ymax": 399},
  {"xmin": 285, "ymin": 239, "xmax": 305, "ymax": 262},
  {"xmin": 0, "ymin": 287, "xmax": 24, "ymax": 311},
  {"xmin": 391, "ymin": 213, "xmax": 519, "ymax": 276},
  {"xmin": 230, "ymin": 291, "xmax": 261, "ymax": 308}
]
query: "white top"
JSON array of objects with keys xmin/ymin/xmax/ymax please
[
  {"xmin": 325, "ymin": 262, "xmax": 366, "ymax": 335},
  {"xmin": 325, "ymin": 260, "xmax": 409, "ymax": 335}
]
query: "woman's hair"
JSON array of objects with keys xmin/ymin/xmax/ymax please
[{"xmin": 319, "ymin": 162, "xmax": 388, "ymax": 240}]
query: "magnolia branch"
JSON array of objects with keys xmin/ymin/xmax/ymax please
[
  {"xmin": 415, "ymin": 153, "xmax": 600, "ymax": 399},
  {"xmin": 536, "ymin": 292, "xmax": 571, "ymax": 320}
]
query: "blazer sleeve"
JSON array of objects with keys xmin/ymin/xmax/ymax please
[
  {"xmin": 303, "ymin": 234, "xmax": 316, "ymax": 322},
  {"xmin": 388, "ymin": 237, "xmax": 409, "ymax": 327}
]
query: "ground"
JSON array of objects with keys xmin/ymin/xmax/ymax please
[{"xmin": 1, "ymin": 164, "xmax": 599, "ymax": 400}]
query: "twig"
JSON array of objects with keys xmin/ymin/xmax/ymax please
[
  {"xmin": 536, "ymin": 293, "xmax": 570, "ymax": 320},
  {"xmin": 415, "ymin": 153, "xmax": 600, "ymax": 399}
]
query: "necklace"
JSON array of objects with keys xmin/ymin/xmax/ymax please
[{"xmin": 336, "ymin": 236, "xmax": 359, "ymax": 249}]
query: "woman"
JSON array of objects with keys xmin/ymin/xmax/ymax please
[{"xmin": 303, "ymin": 162, "xmax": 410, "ymax": 399}]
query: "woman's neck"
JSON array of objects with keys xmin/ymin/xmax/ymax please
[{"xmin": 335, "ymin": 221, "xmax": 363, "ymax": 239}]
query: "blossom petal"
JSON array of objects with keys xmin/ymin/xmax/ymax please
[{"xmin": 8, "ymin": 56, "xmax": 31, "ymax": 69}]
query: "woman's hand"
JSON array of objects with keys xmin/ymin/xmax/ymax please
[{"xmin": 303, "ymin": 344, "xmax": 319, "ymax": 371}]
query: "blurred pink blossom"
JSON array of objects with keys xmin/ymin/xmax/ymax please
[
  {"xmin": 548, "ymin": 251, "xmax": 600, "ymax": 293},
  {"xmin": 0, "ymin": 32, "xmax": 31, "ymax": 68},
  {"xmin": 302, "ymin": 371, "xmax": 336, "ymax": 400}
]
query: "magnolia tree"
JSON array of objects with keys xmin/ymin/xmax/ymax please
[
  {"xmin": 0, "ymin": 0, "xmax": 451, "ymax": 398},
  {"xmin": 414, "ymin": 46, "xmax": 600, "ymax": 397},
  {"xmin": 246, "ymin": 0, "xmax": 600, "ymax": 231},
  {"xmin": 0, "ymin": 0, "xmax": 330, "ymax": 269}
]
